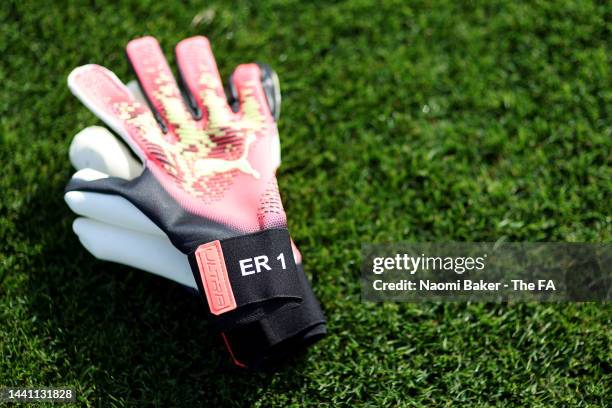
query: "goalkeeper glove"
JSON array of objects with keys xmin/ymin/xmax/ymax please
[{"xmin": 65, "ymin": 36, "xmax": 326, "ymax": 368}]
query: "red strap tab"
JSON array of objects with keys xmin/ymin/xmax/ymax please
[{"xmin": 194, "ymin": 241, "xmax": 237, "ymax": 315}]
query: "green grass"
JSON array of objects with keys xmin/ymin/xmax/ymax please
[{"xmin": 1, "ymin": 0, "xmax": 610, "ymax": 406}]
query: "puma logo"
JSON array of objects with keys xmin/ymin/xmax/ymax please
[{"xmin": 194, "ymin": 133, "xmax": 260, "ymax": 179}]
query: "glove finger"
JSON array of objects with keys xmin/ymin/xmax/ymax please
[
  {"xmin": 70, "ymin": 126, "xmax": 143, "ymax": 179},
  {"xmin": 67, "ymin": 64, "xmax": 159, "ymax": 162},
  {"xmin": 126, "ymin": 36, "xmax": 201, "ymax": 133},
  {"xmin": 229, "ymin": 63, "xmax": 276, "ymax": 125},
  {"xmin": 257, "ymin": 63, "xmax": 281, "ymax": 121},
  {"xmin": 65, "ymin": 169, "xmax": 164, "ymax": 236},
  {"xmin": 175, "ymin": 36, "xmax": 235, "ymax": 128},
  {"xmin": 73, "ymin": 217, "xmax": 196, "ymax": 288}
]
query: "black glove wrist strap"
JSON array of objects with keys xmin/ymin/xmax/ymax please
[
  {"xmin": 187, "ymin": 228, "xmax": 326, "ymax": 368},
  {"xmin": 188, "ymin": 228, "xmax": 303, "ymax": 328},
  {"xmin": 220, "ymin": 261, "xmax": 327, "ymax": 368}
]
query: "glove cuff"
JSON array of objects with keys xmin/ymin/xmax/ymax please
[
  {"xmin": 221, "ymin": 289, "xmax": 327, "ymax": 369},
  {"xmin": 188, "ymin": 228, "xmax": 326, "ymax": 367}
]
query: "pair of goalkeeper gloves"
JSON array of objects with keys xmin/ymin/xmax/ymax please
[{"xmin": 64, "ymin": 36, "xmax": 326, "ymax": 369}]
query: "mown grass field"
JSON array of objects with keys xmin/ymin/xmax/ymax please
[{"xmin": 1, "ymin": 0, "xmax": 610, "ymax": 406}]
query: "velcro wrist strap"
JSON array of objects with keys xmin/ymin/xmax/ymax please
[
  {"xmin": 188, "ymin": 228, "xmax": 303, "ymax": 325},
  {"xmin": 221, "ymin": 262, "xmax": 327, "ymax": 368}
]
